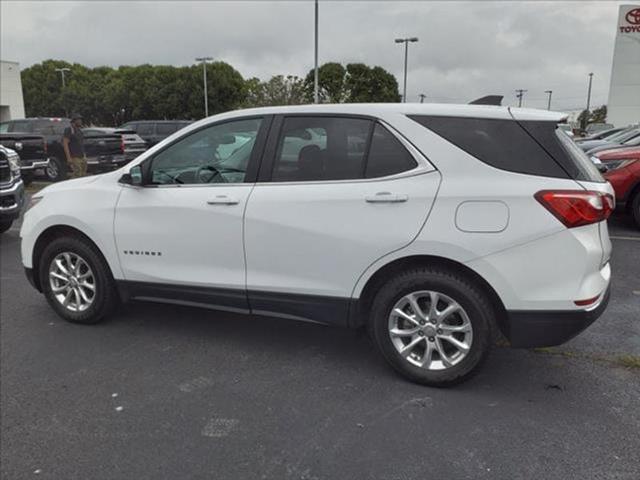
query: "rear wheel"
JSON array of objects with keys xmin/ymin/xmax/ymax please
[
  {"xmin": 369, "ymin": 267, "xmax": 494, "ymax": 387},
  {"xmin": 45, "ymin": 157, "xmax": 65, "ymax": 182},
  {"xmin": 631, "ymin": 191, "xmax": 640, "ymax": 229},
  {"xmin": 39, "ymin": 236, "xmax": 118, "ymax": 324}
]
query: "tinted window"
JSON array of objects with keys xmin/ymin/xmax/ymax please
[
  {"xmin": 272, "ymin": 117, "xmax": 371, "ymax": 181},
  {"xmin": 0, "ymin": 123, "xmax": 8, "ymax": 133},
  {"xmin": 519, "ymin": 121, "xmax": 604, "ymax": 182},
  {"xmin": 136, "ymin": 123, "xmax": 154, "ymax": 135},
  {"xmin": 365, "ymin": 124, "xmax": 417, "ymax": 178},
  {"xmin": 156, "ymin": 123, "xmax": 177, "ymax": 135},
  {"xmin": 149, "ymin": 118, "xmax": 262, "ymax": 185},
  {"xmin": 409, "ymin": 116, "xmax": 569, "ymax": 179},
  {"xmin": 9, "ymin": 121, "xmax": 32, "ymax": 133}
]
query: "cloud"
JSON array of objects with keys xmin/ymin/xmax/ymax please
[{"xmin": 0, "ymin": 0, "xmax": 628, "ymax": 110}]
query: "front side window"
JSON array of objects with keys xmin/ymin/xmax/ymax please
[
  {"xmin": 149, "ymin": 118, "xmax": 262, "ymax": 185},
  {"xmin": 136, "ymin": 123, "xmax": 154, "ymax": 136},
  {"xmin": 156, "ymin": 123, "xmax": 176, "ymax": 135}
]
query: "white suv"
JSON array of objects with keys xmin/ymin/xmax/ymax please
[{"xmin": 20, "ymin": 104, "xmax": 613, "ymax": 386}]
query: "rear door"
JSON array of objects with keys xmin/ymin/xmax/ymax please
[{"xmin": 244, "ymin": 115, "xmax": 440, "ymax": 325}]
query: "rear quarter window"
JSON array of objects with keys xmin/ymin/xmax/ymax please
[{"xmin": 409, "ymin": 115, "xmax": 569, "ymax": 179}]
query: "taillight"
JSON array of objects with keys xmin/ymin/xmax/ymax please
[{"xmin": 535, "ymin": 190, "xmax": 614, "ymax": 228}]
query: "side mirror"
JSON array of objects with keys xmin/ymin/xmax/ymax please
[
  {"xmin": 119, "ymin": 165, "xmax": 143, "ymax": 186},
  {"xmin": 596, "ymin": 164, "xmax": 609, "ymax": 174}
]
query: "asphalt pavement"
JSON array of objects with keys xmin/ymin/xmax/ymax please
[{"xmin": 1, "ymin": 212, "xmax": 639, "ymax": 480}]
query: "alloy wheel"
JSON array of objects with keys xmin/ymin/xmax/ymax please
[
  {"xmin": 48, "ymin": 252, "xmax": 96, "ymax": 312},
  {"xmin": 388, "ymin": 290, "xmax": 473, "ymax": 370}
]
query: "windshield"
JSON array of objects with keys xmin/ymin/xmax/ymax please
[{"xmin": 606, "ymin": 128, "xmax": 639, "ymax": 143}]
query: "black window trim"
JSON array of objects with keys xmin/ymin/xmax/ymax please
[
  {"xmin": 257, "ymin": 113, "xmax": 434, "ymax": 185},
  {"xmin": 136, "ymin": 114, "xmax": 274, "ymax": 188}
]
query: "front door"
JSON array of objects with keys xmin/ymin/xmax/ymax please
[
  {"xmin": 114, "ymin": 116, "xmax": 269, "ymax": 311},
  {"xmin": 244, "ymin": 115, "xmax": 440, "ymax": 324}
]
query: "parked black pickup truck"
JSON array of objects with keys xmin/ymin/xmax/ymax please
[
  {"xmin": 0, "ymin": 132, "xmax": 49, "ymax": 185},
  {"xmin": 0, "ymin": 118, "xmax": 130, "ymax": 180},
  {"xmin": 83, "ymin": 129, "xmax": 128, "ymax": 173},
  {"xmin": 0, "ymin": 145, "xmax": 25, "ymax": 234}
]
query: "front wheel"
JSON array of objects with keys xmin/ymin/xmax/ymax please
[
  {"xmin": 39, "ymin": 236, "xmax": 118, "ymax": 324},
  {"xmin": 0, "ymin": 220, "xmax": 13, "ymax": 234},
  {"xmin": 369, "ymin": 267, "xmax": 494, "ymax": 387},
  {"xmin": 631, "ymin": 191, "xmax": 640, "ymax": 229}
]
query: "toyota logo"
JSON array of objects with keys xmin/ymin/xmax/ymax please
[{"xmin": 626, "ymin": 8, "xmax": 640, "ymax": 25}]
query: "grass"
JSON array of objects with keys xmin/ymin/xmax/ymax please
[
  {"xmin": 532, "ymin": 348, "xmax": 640, "ymax": 370},
  {"xmin": 25, "ymin": 181, "xmax": 52, "ymax": 195},
  {"xmin": 612, "ymin": 355, "xmax": 640, "ymax": 370}
]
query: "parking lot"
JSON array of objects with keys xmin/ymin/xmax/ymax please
[{"xmin": 1, "ymin": 209, "xmax": 639, "ymax": 480}]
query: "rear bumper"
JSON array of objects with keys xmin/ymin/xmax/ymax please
[{"xmin": 504, "ymin": 285, "xmax": 611, "ymax": 348}]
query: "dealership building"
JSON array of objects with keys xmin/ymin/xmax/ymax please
[
  {"xmin": 0, "ymin": 60, "xmax": 26, "ymax": 122},
  {"xmin": 607, "ymin": 4, "xmax": 640, "ymax": 127}
]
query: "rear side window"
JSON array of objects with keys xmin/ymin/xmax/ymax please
[
  {"xmin": 365, "ymin": 124, "xmax": 417, "ymax": 178},
  {"xmin": 518, "ymin": 121, "xmax": 604, "ymax": 182},
  {"xmin": 9, "ymin": 121, "xmax": 32, "ymax": 133},
  {"xmin": 409, "ymin": 116, "xmax": 569, "ymax": 179},
  {"xmin": 272, "ymin": 117, "xmax": 370, "ymax": 182},
  {"xmin": 271, "ymin": 117, "xmax": 419, "ymax": 182}
]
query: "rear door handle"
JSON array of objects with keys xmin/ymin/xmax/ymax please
[
  {"xmin": 207, "ymin": 195, "xmax": 239, "ymax": 205},
  {"xmin": 365, "ymin": 192, "xmax": 408, "ymax": 203}
]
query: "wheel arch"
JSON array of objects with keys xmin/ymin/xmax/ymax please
[
  {"xmin": 350, "ymin": 255, "xmax": 508, "ymax": 334},
  {"xmin": 30, "ymin": 224, "xmax": 114, "ymax": 292}
]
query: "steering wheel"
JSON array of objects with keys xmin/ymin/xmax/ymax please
[{"xmin": 195, "ymin": 165, "xmax": 226, "ymax": 184}]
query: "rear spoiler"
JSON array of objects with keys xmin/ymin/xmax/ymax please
[{"xmin": 469, "ymin": 95, "xmax": 503, "ymax": 106}]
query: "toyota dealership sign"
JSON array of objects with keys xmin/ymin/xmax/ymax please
[
  {"xmin": 607, "ymin": 4, "xmax": 640, "ymax": 127},
  {"xmin": 621, "ymin": 7, "xmax": 640, "ymax": 32}
]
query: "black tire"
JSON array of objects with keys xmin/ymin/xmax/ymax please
[
  {"xmin": 0, "ymin": 220, "xmax": 13, "ymax": 234},
  {"xmin": 631, "ymin": 191, "xmax": 640, "ymax": 229},
  {"xmin": 21, "ymin": 173, "xmax": 33, "ymax": 186},
  {"xmin": 39, "ymin": 235, "xmax": 118, "ymax": 324},
  {"xmin": 369, "ymin": 267, "xmax": 494, "ymax": 387},
  {"xmin": 45, "ymin": 156, "xmax": 66, "ymax": 182}
]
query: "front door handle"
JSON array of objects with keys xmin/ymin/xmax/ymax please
[
  {"xmin": 207, "ymin": 195, "xmax": 239, "ymax": 205},
  {"xmin": 365, "ymin": 192, "xmax": 409, "ymax": 203}
]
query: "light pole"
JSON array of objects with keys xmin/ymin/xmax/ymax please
[
  {"xmin": 515, "ymin": 89, "xmax": 527, "ymax": 107},
  {"xmin": 195, "ymin": 57, "xmax": 213, "ymax": 117},
  {"xmin": 418, "ymin": 93, "xmax": 426, "ymax": 103},
  {"xmin": 55, "ymin": 67, "xmax": 70, "ymax": 88},
  {"xmin": 395, "ymin": 37, "xmax": 418, "ymax": 103},
  {"xmin": 314, "ymin": 0, "xmax": 319, "ymax": 104},
  {"xmin": 582, "ymin": 73, "xmax": 593, "ymax": 130},
  {"xmin": 545, "ymin": 90, "xmax": 553, "ymax": 110}
]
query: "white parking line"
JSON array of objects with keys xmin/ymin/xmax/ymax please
[{"xmin": 610, "ymin": 236, "xmax": 640, "ymax": 241}]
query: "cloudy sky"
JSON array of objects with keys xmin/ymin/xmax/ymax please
[{"xmin": 0, "ymin": 0, "xmax": 631, "ymax": 110}]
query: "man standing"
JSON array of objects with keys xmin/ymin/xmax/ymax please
[{"xmin": 62, "ymin": 113, "xmax": 86, "ymax": 178}]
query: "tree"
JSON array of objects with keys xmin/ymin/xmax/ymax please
[
  {"xmin": 21, "ymin": 59, "xmax": 246, "ymax": 125},
  {"xmin": 578, "ymin": 105, "xmax": 607, "ymax": 130},
  {"xmin": 303, "ymin": 62, "xmax": 400, "ymax": 103},
  {"xmin": 243, "ymin": 75, "xmax": 307, "ymax": 107}
]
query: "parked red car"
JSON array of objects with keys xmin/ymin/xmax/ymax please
[{"xmin": 595, "ymin": 146, "xmax": 640, "ymax": 228}]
